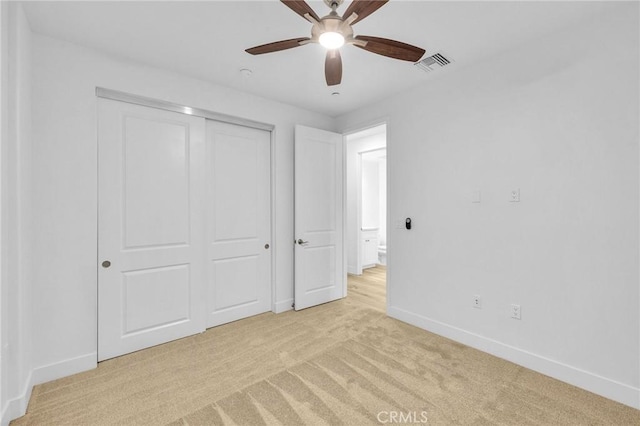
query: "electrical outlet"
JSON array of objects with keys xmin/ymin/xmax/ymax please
[
  {"xmin": 511, "ymin": 304, "xmax": 521, "ymax": 320},
  {"xmin": 473, "ymin": 295, "xmax": 482, "ymax": 309}
]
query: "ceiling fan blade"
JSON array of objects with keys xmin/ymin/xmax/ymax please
[
  {"xmin": 245, "ymin": 37, "xmax": 311, "ymax": 55},
  {"xmin": 281, "ymin": 0, "xmax": 320, "ymax": 23},
  {"xmin": 354, "ymin": 35, "xmax": 425, "ymax": 62},
  {"xmin": 325, "ymin": 50, "xmax": 343, "ymax": 86},
  {"xmin": 342, "ymin": 0, "xmax": 389, "ymax": 25}
]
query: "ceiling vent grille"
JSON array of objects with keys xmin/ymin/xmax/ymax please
[{"xmin": 415, "ymin": 53, "xmax": 452, "ymax": 73}]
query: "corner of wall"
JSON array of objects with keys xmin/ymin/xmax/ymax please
[
  {"xmin": 0, "ymin": 371, "xmax": 32, "ymax": 426},
  {"xmin": 0, "ymin": 0, "xmax": 8, "ymax": 420},
  {"xmin": 31, "ymin": 353, "xmax": 97, "ymax": 387},
  {"xmin": 0, "ymin": 353, "xmax": 96, "ymax": 426},
  {"xmin": 0, "ymin": 2, "xmax": 35, "ymax": 424}
]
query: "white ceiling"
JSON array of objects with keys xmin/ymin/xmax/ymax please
[{"xmin": 22, "ymin": 1, "xmax": 620, "ymax": 117}]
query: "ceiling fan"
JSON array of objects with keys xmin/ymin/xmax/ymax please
[{"xmin": 245, "ymin": 0, "xmax": 426, "ymax": 86}]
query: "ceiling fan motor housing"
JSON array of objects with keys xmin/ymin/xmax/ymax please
[{"xmin": 312, "ymin": 16, "xmax": 354, "ymax": 43}]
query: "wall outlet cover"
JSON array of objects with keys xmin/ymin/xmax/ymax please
[{"xmin": 473, "ymin": 295, "xmax": 482, "ymax": 309}]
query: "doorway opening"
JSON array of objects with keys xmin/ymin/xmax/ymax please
[{"xmin": 345, "ymin": 124, "xmax": 387, "ymax": 312}]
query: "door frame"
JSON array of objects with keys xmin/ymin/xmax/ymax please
[
  {"xmin": 95, "ymin": 87, "xmax": 278, "ymax": 352},
  {"xmin": 357, "ymin": 147, "xmax": 387, "ymax": 274},
  {"xmin": 342, "ymin": 120, "xmax": 388, "ymax": 291}
]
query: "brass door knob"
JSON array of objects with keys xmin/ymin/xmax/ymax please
[{"xmin": 102, "ymin": 260, "xmax": 111, "ymax": 268}]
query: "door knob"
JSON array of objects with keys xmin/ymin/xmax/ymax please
[
  {"xmin": 297, "ymin": 239, "xmax": 309, "ymax": 245},
  {"xmin": 102, "ymin": 260, "xmax": 111, "ymax": 268},
  {"xmin": 264, "ymin": 243, "xmax": 270, "ymax": 249}
]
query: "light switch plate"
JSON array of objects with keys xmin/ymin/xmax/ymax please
[
  {"xmin": 511, "ymin": 304, "xmax": 521, "ymax": 320},
  {"xmin": 472, "ymin": 190, "xmax": 481, "ymax": 203},
  {"xmin": 509, "ymin": 188, "xmax": 520, "ymax": 202}
]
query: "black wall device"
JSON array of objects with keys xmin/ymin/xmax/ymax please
[{"xmin": 405, "ymin": 218, "xmax": 412, "ymax": 230}]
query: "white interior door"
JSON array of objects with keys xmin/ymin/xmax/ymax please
[
  {"xmin": 294, "ymin": 125, "xmax": 344, "ymax": 310},
  {"xmin": 206, "ymin": 120, "xmax": 272, "ymax": 327},
  {"xmin": 98, "ymin": 99, "xmax": 206, "ymax": 361}
]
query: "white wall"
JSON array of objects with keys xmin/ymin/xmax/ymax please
[
  {"xmin": 378, "ymin": 158, "xmax": 387, "ymax": 247},
  {"xmin": 29, "ymin": 34, "xmax": 334, "ymax": 385},
  {"xmin": 361, "ymin": 158, "xmax": 380, "ymax": 230},
  {"xmin": 0, "ymin": 2, "xmax": 6, "ymax": 418},
  {"xmin": 338, "ymin": 5, "xmax": 640, "ymax": 408},
  {"xmin": 346, "ymin": 128, "xmax": 386, "ymax": 274},
  {"xmin": 0, "ymin": 2, "xmax": 32, "ymax": 425}
]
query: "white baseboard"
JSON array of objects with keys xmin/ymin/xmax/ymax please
[
  {"xmin": 274, "ymin": 298, "xmax": 293, "ymax": 314},
  {"xmin": 347, "ymin": 265, "xmax": 358, "ymax": 275},
  {"xmin": 388, "ymin": 306, "xmax": 640, "ymax": 410},
  {"xmin": 1, "ymin": 371, "xmax": 33, "ymax": 426},
  {"xmin": 2, "ymin": 352, "xmax": 98, "ymax": 425},
  {"xmin": 32, "ymin": 352, "xmax": 97, "ymax": 386}
]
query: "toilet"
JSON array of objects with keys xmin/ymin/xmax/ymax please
[{"xmin": 378, "ymin": 244, "xmax": 387, "ymax": 266}]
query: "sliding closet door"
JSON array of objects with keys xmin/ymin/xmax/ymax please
[
  {"xmin": 206, "ymin": 120, "xmax": 272, "ymax": 327},
  {"xmin": 98, "ymin": 98, "xmax": 207, "ymax": 361}
]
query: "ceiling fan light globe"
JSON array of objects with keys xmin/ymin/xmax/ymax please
[{"xmin": 319, "ymin": 32, "xmax": 345, "ymax": 49}]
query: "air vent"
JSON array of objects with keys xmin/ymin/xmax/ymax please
[{"xmin": 415, "ymin": 53, "xmax": 452, "ymax": 73}]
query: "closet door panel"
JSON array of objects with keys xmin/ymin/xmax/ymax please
[
  {"xmin": 206, "ymin": 120, "xmax": 272, "ymax": 327},
  {"xmin": 98, "ymin": 99, "xmax": 207, "ymax": 361}
]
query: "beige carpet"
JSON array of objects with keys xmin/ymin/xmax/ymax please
[{"xmin": 12, "ymin": 266, "xmax": 640, "ymax": 425}]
